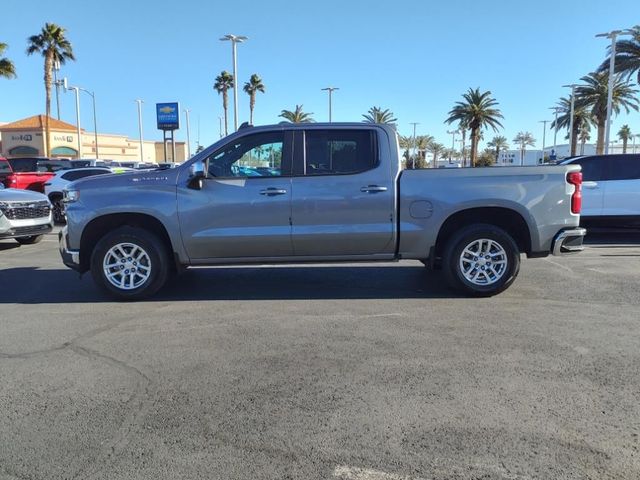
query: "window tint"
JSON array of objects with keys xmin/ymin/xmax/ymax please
[
  {"xmin": 604, "ymin": 155, "xmax": 640, "ymax": 181},
  {"xmin": 207, "ymin": 132, "xmax": 285, "ymax": 178},
  {"xmin": 571, "ymin": 157, "xmax": 605, "ymax": 181},
  {"xmin": 7, "ymin": 158, "xmax": 38, "ymax": 172},
  {"xmin": 62, "ymin": 169, "xmax": 109, "ymax": 181},
  {"xmin": 0, "ymin": 160, "xmax": 11, "ymax": 173},
  {"xmin": 304, "ymin": 130, "xmax": 376, "ymax": 175}
]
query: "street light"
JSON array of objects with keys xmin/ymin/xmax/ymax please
[
  {"xmin": 596, "ymin": 29, "xmax": 633, "ymax": 154},
  {"xmin": 53, "ymin": 60, "xmax": 61, "ymax": 120},
  {"xmin": 539, "ymin": 120, "xmax": 550, "ymax": 163},
  {"xmin": 562, "ymin": 84, "xmax": 580, "ymax": 156},
  {"xmin": 447, "ymin": 129, "xmax": 459, "ymax": 163},
  {"xmin": 548, "ymin": 107, "xmax": 562, "ymax": 158},
  {"xmin": 220, "ymin": 34, "xmax": 247, "ymax": 132},
  {"xmin": 633, "ymin": 134, "xmax": 640, "ymax": 154},
  {"xmin": 321, "ymin": 87, "xmax": 339, "ymax": 122},
  {"xmin": 184, "ymin": 108, "xmax": 192, "ymax": 159},
  {"xmin": 63, "ymin": 79, "xmax": 100, "ymax": 159},
  {"xmin": 409, "ymin": 122, "xmax": 420, "ymax": 168},
  {"xmin": 135, "ymin": 100, "xmax": 144, "ymax": 162}
]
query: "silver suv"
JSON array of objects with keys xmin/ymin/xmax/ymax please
[{"xmin": 0, "ymin": 188, "xmax": 53, "ymax": 244}]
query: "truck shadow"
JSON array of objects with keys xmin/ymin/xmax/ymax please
[{"xmin": 0, "ymin": 265, "xmax": 462, "ymax": 304}]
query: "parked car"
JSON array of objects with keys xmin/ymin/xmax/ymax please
[
  {"xmin": 0, "ymin": 188, "xmax": 53, "ymax": 244},
  {"xmin": 560, "ymin": 154, "xmax": 640, "ymax": 227},
  {"xmin": 4, "ymin": 158, "xmax": 56, "ymax": 192},
  {"xmin": 60, "ymin": 123, "xmax": 585, "ymax": 300},
  {"xmin": 0, "ymin": 157, "xmax": 12, "ymax": 188},
  {"xmin": 44, "ymin": 167, "xmax": 112, "ymax": 223}
]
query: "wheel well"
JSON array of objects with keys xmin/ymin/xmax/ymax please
[
  {"xmin": 433, "ymin": 207, "xmax": 532, "ymax": 265},
  {"xmin": 79, "ymin": 213, "xmax": 174, "ymax": 272},
  {"xmin": 49, "ymin": 192, "xmax": 62, "ymax": 201}
]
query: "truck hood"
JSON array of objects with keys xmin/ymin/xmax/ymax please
[{"xmin": 0, "ymin": 188, "xmax": 50, "ymax": 203}]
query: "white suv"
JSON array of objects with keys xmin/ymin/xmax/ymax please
[
  {"xmin": 44, "ymin": 167, "xmax": 111, "ymax": 223},
  {"xmin": 561, "ymin": 154, "xmax": 640, "ymax": 227}
]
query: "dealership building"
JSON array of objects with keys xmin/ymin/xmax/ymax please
[{"xmin": 0, "ymin": 115, "xmax": 187, "ymax": 163}]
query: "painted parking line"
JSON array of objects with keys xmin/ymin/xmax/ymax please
[{"xmin": 334, "ymin": 466, "xmax": 423, "ymax": 480}]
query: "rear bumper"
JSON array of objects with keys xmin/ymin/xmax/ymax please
[
  {"xmin": 551, "ymin": 227, "xmax": 586, "ymax": 256},
  {"xmin": 58, "ymin": 225, "xmax": 82, "ymax": 272}
]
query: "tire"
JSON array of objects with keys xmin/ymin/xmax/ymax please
[
  {"xmin": 51, "ymin": 196, "xmax": 66, "ymax": 224},
  {"xmin": 15, "ymin": 235, "xmax": 44, "ymax": 245},
  {"xmin": 90, "ymin": 226, "xmax": 169, "ymax": 301},
  {"xmin": 442, "ymin": 223, "xmax": 520, "ymax": 297}
]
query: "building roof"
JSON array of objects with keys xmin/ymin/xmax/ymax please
[{"xmin": 0, "ymin": 115, "xmax": 81, "ymax": 132}]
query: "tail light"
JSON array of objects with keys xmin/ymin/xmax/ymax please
[
  {"xmin": 9, "ymin": 175, "xmax": 17, "ymax": 186},
  {"xmin": 567, "ymin": 171, "xmax": 582, "ymax": 214}
]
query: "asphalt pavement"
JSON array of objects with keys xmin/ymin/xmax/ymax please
[{"xmin": 0, "ymin": 229, "xmax": 639, "ymax": 480}]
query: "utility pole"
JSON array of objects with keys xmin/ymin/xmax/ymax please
[
  {"xmin": 409, "ymin": 122, "xmax": 420, "ymax": 169},
  {"xmin": 539, "ymin": 120, "xmax": 549, "ymax": 163},
  {"xmin": 562, "ymin": 84, "xmax": 579, "ymax": 156},
  {"xmin": 447, "ymin": 129, "xmax": 458, "ymax": 164},
  {"xmin": 135, "ymin": 100, "xmax": 144, "ymax": 162},
  {"xmin": 184, "ymin": 108, "xmax": 191, "ymax": 159},
  {"xmin": 220, "ymin": 34, "xmax": 247, "ymax": 132}
]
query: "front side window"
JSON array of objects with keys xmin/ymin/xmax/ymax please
[
  {"xmin": 304, "ymin": 130, "xmax": 377, "ymax": 175},
  {"xmin": 207, "ymin": 132, "xmax": 285, "ymax": 178}
]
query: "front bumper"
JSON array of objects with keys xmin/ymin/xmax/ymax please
[
  {"xmin": 59, "ymin": 225, "xmax": 82, "ymax": 272},
  {"xmin": 551, "ymin": 227, "xmax": 586, "ymax": 256},
  {"xmin": 0, "ymin": 217, "xmax": 53, "ymax": 239}
]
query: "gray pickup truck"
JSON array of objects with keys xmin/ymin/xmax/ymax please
[{"xmin": 59, "ymin": 123, "xmax": 585, "ymax": 300}]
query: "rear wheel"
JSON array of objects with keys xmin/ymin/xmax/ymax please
[
  {"xmin": 443, "ymin": 223, "xmax": 520, "ymax": 297},
  {"xmin": 15, "ymin": 235, "xmax": 44, "ymax": 245},
  {"xmin": 90, "ymin": 226, "xmax": 169, "ymax": 301}
]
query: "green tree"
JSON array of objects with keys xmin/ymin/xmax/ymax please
[
  {"xmin": 243, "ymin": 74, "xmax": 265, "ymax": 125},
  {"xmin": 599, "ymin": 26, "xmax": 640, "ymax": 85},
  {"xmin": 445, "ymin": 88, "xmax": 503, "ymax": 167},
  {"xmin": 574, "ymin": 72, "xmax": 639, "ymax": 154},
  {"xmin": 476, "ymin": 148, "xmax": 496, "ymax": 167},
  {"xmin": 513, "ymin": 131, "xmax": 536, "ymax": 165},
  {"xmin": 578, "ymin": 127, "xmax": 591, "ymax": 155},
  {"xmin": 26, "ymin": 23, "xmax": 75, "ymax": 157},
  {"xmin": 618, "ymin": 124, "xmax": 632, "ymax": 153},
  {"xmin": 487, "ymin": 135, "xmax": 509, "ymax": 161},
  {"xmin": 279, "ymin": 104, "xmax": 314, "ymax": 123},
  {"xmin": 0, "ymin": 42, "xmax": 16, "ymax": 79},
  {"xmin": 415, "ymin": 134, "xmax": 434, "ymax": 164},
  {"xmin": 426, "ymin": 142, "xmax": 445, "ymax": 168},
  {"xmin": 213, "ymin": 71, "xmax": 234, "ymax": 136},
  {"xmin": 362, "ymin": 106, "xmax": 397, "ymax": 125},
  {"xmin": 551, "ymin": 97, "xmax": 594, "ymax": 156}
]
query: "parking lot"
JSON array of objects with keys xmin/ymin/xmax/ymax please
[{"xmin": 1, "ymin": 229, "xmax": 639, "ymax": 480}]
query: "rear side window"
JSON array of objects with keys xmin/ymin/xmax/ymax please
[
  {"xmin": 604, "ymin": 155, "xmax": 640, "ymax": 181},
  {"xmin": 570, "ymin": 157, "xmax": 605, "ymax": 181},
  {"xmin": 62, "ymin": 169, "xmax": 109, "ymax": 181},
  {"xmin": 304, "ymin": 130, "xmax": 377, "ymax": 175},
  {"xmin": 0, "ymin": 160, "xmax": 11, "ymax": 173}
]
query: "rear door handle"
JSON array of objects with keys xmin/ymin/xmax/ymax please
[
  {"xmin": 583, "ymin": 181, "xmax": 599, "ymax": 189},
  {"xmin": 259, "ymin": 187, "xmax": 288, "ymax": 196},
  {"xmin": 360, "ymin": 185, "xmax": 388, "ymax": 193}
]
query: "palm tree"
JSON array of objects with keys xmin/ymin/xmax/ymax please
[
  {"xmin": 574, "ymin": 72, "xmax": 639, "ymax": 154},
  {"xmin": 0, "ymin": 42, "xmax": 16, "ymax": 79},
  {"xmin": 618, "ymin": 124, "xmax": 632, "ymax": 153},
  {"xmin": 426, "ymin": 142, "xmax": 445, "ymax": 168},
  {"xmin": 445, "ymin": 88, "xmax": 503, "ymax": 167},
  {"xmin": 26, "ymin": 23, "xmax": 75, "ymax": 157},
  {"xmin": 415, "ymin": 134, "xmax": 434, "ymax": 164},
  {"xmin": 513, "ymin": 132, "xmax": 536, "ymax": 165},
  {"xmin": 487, "ymin": 135, "xmax": 509, "ymax": 162},
  {"xmin": 362, "ymin": 107, "xmax": 397, "ymax": 125},
  {"xmin": 599, "ymin": 26, "xmax": 640, "ymax": 85},
  {"xmin": 551, "ymin": 97, "xmax": 594, "ymax": 156},
  {"xmin": 578, "ymin": 127, "xmax": 591, "ymax": 155},
  {"xmin": 243, "ymin": 74, "xmax": 265, "ymax": 125},
  {"xmin": 279, "ymin": 105, "xmax": 314, "ymax": 123},
  {"xmin": 214, "ymin": 71, "xmax": 234, "ymax": 136}
]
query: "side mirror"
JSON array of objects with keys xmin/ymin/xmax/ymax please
[{"xmin": 188, "ymin": 160, "xmax": 206, "ymax": 190}]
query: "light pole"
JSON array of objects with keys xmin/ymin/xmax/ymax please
[
  {"xmin": 135, "ymin": 100, "xmax": 144, "ymax": 162},
  {"xmin": 633, "ymin": 134, "xmax": 640, "ymax": 154},
  {"xmin": 595, "ymin": 30, "xmax": 632, "ymax": 154},
  {"xmin": 562, "ymin": 84, "xmax": 579, "ymax": 156},
  {"xmin": 539, "ymin": 120, "xmax": 549, "ymax": 163},
  {"xmin": 447, "ymin": 129, "xmax": 458, "ymax": 163},
  {"xmin": 321, "ymin": 87, "xmax": 339, "ymax": 122},
  {"xmin": 62, "ymin": 78, "xmax": 82, "ymax": 159},
  {"xmin": 548, "ymin": 107, "xmax": 562, "ymax": 158},
  {"xmin": 184, "ymin": 108, "xmax": 191, "ymax": 159},
  {"xmin": 409, "ymin": 122, "xmax": 420, "ymax": 168},
  {"xmin": 218, "ymin": 116, "xmax": 223, "ymax": 138},
  {"xmin": 220, "ymin": 34, "xmax": 247, "ymax": 132},
  {"xmin": 79, "ymin": 88, "xmax": 99, "ymax": 159},
  {"xmin": 53, "ymin": 60, "xmax": 61, "ymax": 120}
]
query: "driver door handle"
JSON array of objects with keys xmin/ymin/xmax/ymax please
[
  {"xmin": 360, "ymin": 185, "xmax": 388, "ymax": 193},
  {"xmin": 260, "ymin": 187, "xmax": 288, "ymax": 196}
]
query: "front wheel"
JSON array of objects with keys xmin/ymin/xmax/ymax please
[
  {"xmin": 16, "ymin": 235, "xmax": 44, "ymax": 245},
  {"xmin": 443, "ymin": 224, "xmax": 520, "ymax": 297},
  {"xmin": 90, "ymin": 226, "xmax": 169, "ymax": 301}
]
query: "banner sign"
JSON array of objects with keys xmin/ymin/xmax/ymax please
[{"xmin": 156, "ymin": 102, "xmax": 180, "ymax": 130}]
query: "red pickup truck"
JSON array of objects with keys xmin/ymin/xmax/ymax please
[{"xmin": 1, "ymin": 157, "xmax": 61, "ymax": 192}]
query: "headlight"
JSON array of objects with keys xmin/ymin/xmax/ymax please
[{"xmin": 63, "ymin": 189, "xmax": 80, "ymax": 203}]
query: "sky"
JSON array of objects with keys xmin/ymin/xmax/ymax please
[{"xmin": 1, "ymin": 0, "xmax": 639, "ymax": 153}]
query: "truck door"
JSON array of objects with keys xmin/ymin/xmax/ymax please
[
  {"xmin": 177, "ymin": 130, "xmax": 294, "ymax": 260},
  {"xmin": 290, "ymin": 128, "xmax": 395, "ymax": 256},
  {"xmin": 572, "ymin": 156, "xmax": 605, "ymax": 218}
]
